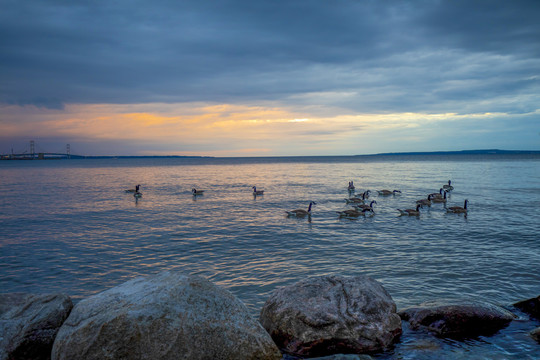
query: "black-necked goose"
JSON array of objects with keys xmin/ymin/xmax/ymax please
[
  {"xmin": 416, "ymin": 194, "xmax": 432, "ymax": 207},
  {"xmin": 287, "ymin": 201, "xmax": 316, "ymax": 217},
  {"xmin": 447, "ymin": 199, "xmax": 468, "ymax": 213},
  {"xmin": 443, "ymin": 180, "xmax": 454, "ymax": 191},
  {"xmin": 348, "ymin": 181, "xmax": 355, "ymax": 191},
  {"xmin": 429, "ymin": 188, "xmax": 446, "ymax": 199},
  {"xmin": 345, "ymin": 192, "xmax": 366, "ymax": 204},
  {"xmin": 355, "ymin": 200, "xmax": 377, "ymax": 211},
  {"xmin": 125, "ymin": 184, "xmax": 141, "ymax": 193},
  {"xmin": 397, "ymin": 204, "xmax": 421, "ymax": 216},
  {"xmin": 192, "ymin": 188, "xmax": 205, "ymax": 195},
  {"xmin": 337, "ymin": 208, "xmax": 373, "ymax": 217},
  {"xmin": 378, "ymin": 189, "xmax": 401, "ymax": 196},
  {"xmin": 252, "ymin": 186, "xmax": 264, "ymax": 195},
  {"xmin": 431, "ymin": 191, "xmax": 447, "ymax": 203}
]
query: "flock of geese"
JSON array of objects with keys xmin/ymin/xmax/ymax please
[
  {"xmin": 287, "ymin": 180, "xmax": 468, "ymax": 218},
  {"xmin": 125, "ymin": 180, "xmax": 468, "ymax": 218}
]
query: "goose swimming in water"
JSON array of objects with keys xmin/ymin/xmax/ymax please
[
  {"xmin": 125, "ymin": 184, "xmax": 141, "ymax": 193},
  {"xmin": 192, "ymin": 188, "xmax": 205, "ymax": 195},
  {"xmin": 378, "ymin": 189, "xmax": 401, "ymax": 196},
  {"xmin": 252, "ymin": 186, "xmax": 264, "ymax": 195},
  {"xmin": 286, "ymin": 201, "xmax": 316, "ymax": 217},
  {"xmin": 431, "ymin": 191, "xmax": 447, "ymax": 204},
  {"xmin": 416, "ymin": 194, "xmax": 432, "ymax": 207},
  {"xmin": 348, "ymin": 181, "xmax": 355, "ymax": 191},
  {"xmin": 443, "ymin": 180, "xmax": 454, "ymax": 191},
  {"xmin": 429, "ymin": 188, "xmax": 446, "ymax": 199},
  {"xmin": 397, "ymin": 204, "xmax": 421, "ymax": 216},
  {"xmin": 355, "ymin": 200, "xmax": 377, "ymax": 211},
  {"xmin": 345, "ymin": 192, "xmax": 366, "ymax": 204},
  {"xmin": 337, "ymin": 207, "xmax": 373, "ymax": 218},
  {"xmin": 447, "ymin": 199, "xmax": 468, "ymax": 213}
]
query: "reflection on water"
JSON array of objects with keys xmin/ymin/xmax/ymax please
[{"xmin": 1, "ymin": 155, "xmax": 539, "ymax": 359}]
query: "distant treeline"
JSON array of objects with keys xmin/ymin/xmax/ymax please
[{"xmin": 363, "ymin": 149, "xmax": 540, "ymax": 156}]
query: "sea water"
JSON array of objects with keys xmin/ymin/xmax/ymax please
[{"xmin": 1, "ymin": 154, "xmax": 539, "ymax": 359}]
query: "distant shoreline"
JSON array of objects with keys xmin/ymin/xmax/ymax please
[
  {"xmin": 362, "ymin": 149, "xmax": 540, "ymax": 156},
  {"xmin": 1, "ymin": 149, "xmax": 539, "ymax": 160}
]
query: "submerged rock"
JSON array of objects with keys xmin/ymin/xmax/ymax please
[
  {"xmin": 399, "ymin": 300, "xmax": 516, "ymax": 338},
  {"xmin": 0, "ymin": 292, "xmax": 73, "ymax": 360},
  {"xmin": 513, "ymin": 295, "xmax": 540, "ymax": 320},
  {"xmin": 52, "ymin": 271, "xmax": 281, "ymax": 360},
  {"xmin": 259, "ymin": 275, "xmax": 402, "ymax": 357}
]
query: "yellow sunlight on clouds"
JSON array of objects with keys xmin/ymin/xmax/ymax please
[{"xmin": 1, "ymin": 102, "xmax": 507, "ymax": 155}]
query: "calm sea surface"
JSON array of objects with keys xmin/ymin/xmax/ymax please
[{"xmin": 1, "ymin": 154, "xmax": 539, "ymax": 359}]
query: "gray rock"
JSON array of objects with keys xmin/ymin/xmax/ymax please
[
  {"xmin": 531, "ymin": 327, "xmax": 540, "ymax": 343},
  {"xmin": 399, "ymin": 300, "xmax": 516, "ymax": 338},
  {"xmin": 311, "ymin": 354, "xmax": 373, "ymax": 360},
  {"xmin": 0, "ymin": 293, "xmax": 73, "ymax": 360},
  {"xmin": 513, "ymin": 295, "xmax": 540, "ymax": 320},
  {"xmin": 259, "ymin": 275, "xmax": 402, "ymax": 357},
  {"xmin": 51, "ymin": 271, "xmax": 281, "ymax": 360}
]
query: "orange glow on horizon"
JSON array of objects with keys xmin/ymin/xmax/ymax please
[{"xmin": 0, "ymin": 101, "xmax": 515, "ymax": 156}]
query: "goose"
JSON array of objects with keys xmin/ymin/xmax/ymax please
[
  {"xmin": 431, "ymin": 191, "xmax": 447, "ymax": 204},
  {"xmin": 134, "ymin": 191, "xmax": 142, "ymax": 198},
  {"xmin": 252, "ymin": 186, "xmax": 264, "ymax": 195},
  {"xmin": 348, "ymin": 181, "xmax": 355, "ymax": 191},
  {"xmin": 429, "ymin": 188, "xmax": 446, "ymax": 199},
  {"xmin": 416, "ymin": 195, "xmax": 432, "ymax": 207},
  {"xmin": 125, "ymin": 184, "xmax": 141, "ymax": 193},
  {"xmin": 337, "ymin": 208, "xmax": 373, "ymax": 217},
  {"xmin": 378, "ymin": 189, "xmax": 401, "ymax": 196},
  {"xmin": 192, "ymin": 188, "xmax": 205, "ymax": 195},
  {"xmin": 355, "ymin": 200, "xmax": 377, "ymax": 211},
  {"xmin": 397, "ymin": 204, "xmax": 421, "ymax": 216},
  {"xmin": 345, "ymin": 192, "xmax": 366, "ymax": 204},
  {"xmin": 447, "ymin": 199, "xmax": 468, "ymax": 214},
  {"xmin": 443, "ymin": 180, "xmax": 454, "ymax": 191},
  {"xmin": 286, "ymin": 201, "xmax": 316, "ymax": 217}
]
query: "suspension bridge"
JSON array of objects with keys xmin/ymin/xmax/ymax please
[{"xmin": 0, "ymin": 140, "xmax": 84, "ymax": 160}]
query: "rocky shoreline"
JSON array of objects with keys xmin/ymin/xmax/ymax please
[{"xmin": 1, "ymin": 271, "xmax": 538, "ymax": 359}]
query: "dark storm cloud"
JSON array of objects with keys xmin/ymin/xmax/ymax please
[{"xmin": 1, "ymin": 0, "xmax": 539, "ymax": 112}]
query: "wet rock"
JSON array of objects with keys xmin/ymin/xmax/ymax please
[
  {"xmin": 0, "ymin": 293, "xmax": 73, "ymax": 360},
  {"xmin": 398, "ymin": 300, "xmax": 516, "ymax": 338},
  {"xmin": 311, "ymin": 354, "xmax": 373, "ymax": 360},
  {"xmin": 513, "ymin": 295, "xmax": 540, "ymax": 320},
  {"xmin": 531, "ymin": 327, "xmax": 540, "ymax": 343},
  {"xmin": 259, "ymin": 275, "xmax": 402, "ymax": 357},
  {"xmin": 52, "ymin": 271, "xmax": 281, "ymax": 360}
]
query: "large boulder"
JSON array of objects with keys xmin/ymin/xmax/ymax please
[
  {"xmin": 399, "ymin": 300, "xmax": 516, "ymax": 338},
  {"xmin": 0, "ymin": 293, "xmax": 73, "ymax": 360},
  {"xmin": 513, "ymin": 295, "xmax": 540, "ymax": 320},
  {"xmin": 52, "ymin": 271, "xmax": 281, "ymax": 360},
  {"xmin": 259, "ymin": 275, "xmax": 402, "ymax": 357},
  {"xmin": 531, "ymin": 327, "xmax": 540, "ymax": 343}
]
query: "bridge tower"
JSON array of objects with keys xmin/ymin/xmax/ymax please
[
  {"xmin": 30, "ymin": 140, "xmax": 35, "ymax": 159},
  {"xmin": 66, "ymin": 144, "xmax": 71, "ymax": 159}
]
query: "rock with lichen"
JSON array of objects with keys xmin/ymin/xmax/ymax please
[{"xmin": 259, "ymin": 274, "xmax": 402, "ymax": 357}]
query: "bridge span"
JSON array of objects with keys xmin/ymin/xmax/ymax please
[{"xmin": 0, "ymin": 141, "xmax": 83, "ymax": 160}]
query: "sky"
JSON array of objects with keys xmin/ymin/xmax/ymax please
[{"xmin": 1, "ymin": 0, "xmax": 539, "ymax": 157}]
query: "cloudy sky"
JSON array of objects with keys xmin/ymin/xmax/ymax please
[{"xmin": 1, "ymin": 0, "xmax": 539, "ymax": 156}]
